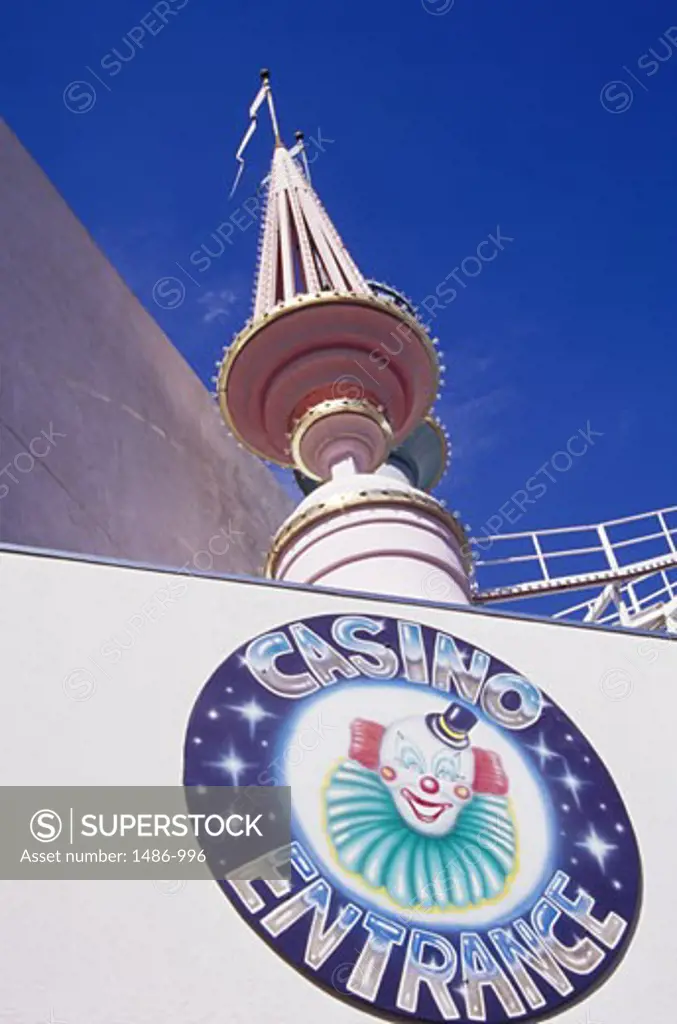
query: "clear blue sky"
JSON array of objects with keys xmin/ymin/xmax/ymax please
[{"xmin": 2, "ymin": 0, "xmax": 676, "ymax": 557}]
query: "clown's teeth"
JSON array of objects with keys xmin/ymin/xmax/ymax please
[{"xmin": 401, "ymin": 788, "xmax": 451, "ymax": 824}]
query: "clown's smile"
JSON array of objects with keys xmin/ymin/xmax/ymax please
[{"xmin": 401, "ymin": 788, "xmax": 451, "ymax": 824}]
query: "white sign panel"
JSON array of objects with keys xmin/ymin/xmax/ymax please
[{"xmin": 0, "ymin": 548, "xmax": 673, "ymax": 1024}]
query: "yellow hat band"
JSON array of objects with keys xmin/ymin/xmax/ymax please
[{"xmin": 439, "ymin": 719, "xmax": 464, "ymax": 740}]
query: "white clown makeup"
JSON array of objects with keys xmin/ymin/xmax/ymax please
[{"xmin": 379, "ymin": 717, "xmax": 475, "ymax": 836}]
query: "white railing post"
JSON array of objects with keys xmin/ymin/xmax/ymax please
[
  {"xmin": 532, "ymin": 533, "xmax": 549, "ymax": 581},
  {"xmin": 597, "ymin": 523, "xmax": 619, "ymax": 569},
  {"xmin": 658, "ymin": 511, "xmax": 677, "ymax": 553},
  {"xmin": 660, "ymin": 569, "xmax": 676, "ymax": 603},
  {"xmin": 598, "ymin": 524, "xmax": 641, "ymax": 614}
]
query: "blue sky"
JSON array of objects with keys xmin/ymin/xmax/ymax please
[{"xmin": 2, "ymin": 0, "xmax": 676, "ymax": 587}]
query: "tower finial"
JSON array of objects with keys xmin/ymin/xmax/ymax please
[
  {"xmin": 229, "ymin": 69, "xmax": 281, "ymax": 198},
  {"xmin": 259, "ymin": 68, "xmax": 281, "ymax": 144}
]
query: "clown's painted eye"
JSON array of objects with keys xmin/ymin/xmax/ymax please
[
  {"xmin": 433, "ymin": 753, "xmax": 460, "ymax": 782},
  {"xmin": 399, "ymin": 745, "xmax": 424, "ymax": 772}
]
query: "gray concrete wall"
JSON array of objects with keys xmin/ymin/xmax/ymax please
[{"xmin": 0, "ymin": 119, "xmax": 293, "ymax": 576}]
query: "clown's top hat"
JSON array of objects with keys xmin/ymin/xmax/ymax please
[{"xmin": 426, "ymin": 701, "xmax": 478, "ymax": 749}]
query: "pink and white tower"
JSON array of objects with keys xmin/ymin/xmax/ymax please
[{"xmin": 217, "ymin": 71, "xmax": 471, "ymax": 604}]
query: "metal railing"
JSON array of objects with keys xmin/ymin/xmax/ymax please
[{"xmin": 471, "ymin": 505, "xmax": 677, "ymax": 629}]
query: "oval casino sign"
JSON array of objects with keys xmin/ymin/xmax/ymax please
[{"xmin": 184, "ymin": 614, "xmax": 641, "ymax": 1023}]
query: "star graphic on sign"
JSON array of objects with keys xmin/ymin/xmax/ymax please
[
  {"xmin": 229, "ymin": 698, "xmax": 276, "ymax": 738},
  {"xmin": 556, "ymin": 763, "xmax": 587, "ymax": 808},
  {"xmin": 576, "ymin": 824, "xmax": 617, "ymax": 873},
  {"xmin": 209, "ymin": 744, "xmax": 252, "ymax": 785},
  {"xmin": 528, "ymin": 732, "xmax": 560, "ymax": 770}
]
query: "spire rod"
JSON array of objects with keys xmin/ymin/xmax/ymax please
[
  {"xmin": 229, "ymin": 69, "xmax": 281, "ymax": 198},
  {"xmin": 260, "ymin": 69, "xmax": 281, "ymax": 144}
]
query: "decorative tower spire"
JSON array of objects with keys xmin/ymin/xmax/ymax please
[
  {"xmin": 218, "ymin": 73, "xmax": 471, "ymax": 605},
  {"xmin": 252, "ymin": 121, "xmax": 370, "ymax": 318},
  {"xmin": 217, "ymin": 70, "xmax": 440, "ymax": 483}
]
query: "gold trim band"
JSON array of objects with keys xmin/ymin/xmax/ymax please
[
  {"xmin": 217, "ymin": 291, "xmax": 441, "ymax": 466},
  {"xmin": 290, "ymin": 398, "xmax": 393, "ymax": 481},
  {"xmin": 265, "ymin": 489, "xmax": 471, "ymax": 578}
]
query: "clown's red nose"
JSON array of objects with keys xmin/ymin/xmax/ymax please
[{"xmin": 420, "ymin": 776, "xmax": 440, "ymax": 794}]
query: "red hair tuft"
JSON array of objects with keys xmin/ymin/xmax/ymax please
[
  {"xmin": 349, "ymin": 719, "xmax": 385, "ymax": 770},
  {"xmin": 473, "ymin": 748, "xmax": 509, "ymax": 795}
]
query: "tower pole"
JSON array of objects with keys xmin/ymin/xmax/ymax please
[{"xmin": 260, "ymin": 69, "xmax": 282, "ymax": 144}]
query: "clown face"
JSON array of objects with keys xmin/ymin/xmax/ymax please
[{"xmin": 378, "ymin": 715, "xmax": 475, "ymax": 836}]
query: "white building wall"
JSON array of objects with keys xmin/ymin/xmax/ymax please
[
  {"xmin": 0, "ymin": 120, "xmax": 292, "ymax": 575},
  {"xmin": 0, "ymin": 549, "xmax": 671, "ymax": 1024}
]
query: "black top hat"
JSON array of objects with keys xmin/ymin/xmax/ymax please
[{"xmin": 426, "ymin": 701, "xmax": 478, "ymax": 750}]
